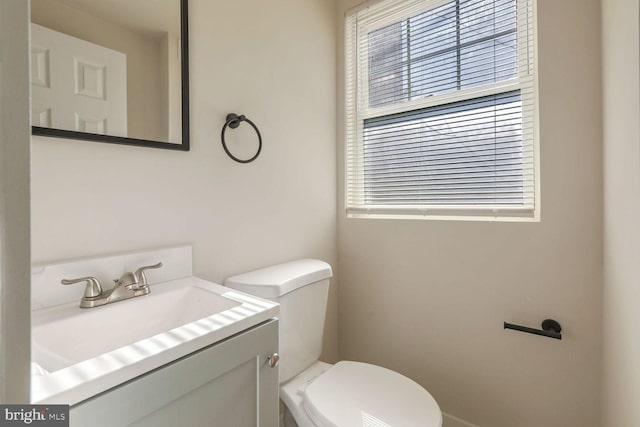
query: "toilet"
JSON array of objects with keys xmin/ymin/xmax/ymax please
[{"xmin": 224, "ymin": 259, "xmax": 442, "ymax": 427}]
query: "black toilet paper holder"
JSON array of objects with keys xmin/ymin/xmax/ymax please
[{"xmin": 504, "ymin": 319, "xmax": 562, "ymax": 340}]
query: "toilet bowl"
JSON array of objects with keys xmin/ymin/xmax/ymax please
[
  {"xmin": 224, "ymin": 259, "xmax": 442, "ymax": 427},
  {"xmin": 281, "ymin": 361, "xmax": 441, "ymax": 427}
]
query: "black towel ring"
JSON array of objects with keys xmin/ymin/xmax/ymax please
[{"xmin": 221, "ymin": 113, "xmax": 262, "ymax": 163}]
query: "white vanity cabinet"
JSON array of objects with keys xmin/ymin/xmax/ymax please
[{"xmin": 70, "ymin": 319, "xmax": 279, "ymax": 427}]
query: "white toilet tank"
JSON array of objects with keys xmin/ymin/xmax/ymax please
[{"xmin": 224, "ymin": 259, "xmax": 332, "ymax": 383}]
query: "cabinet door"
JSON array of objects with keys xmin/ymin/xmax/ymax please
[{"xmin": 70, "ymin": 320, "xmax": 279, "ymax": 427}]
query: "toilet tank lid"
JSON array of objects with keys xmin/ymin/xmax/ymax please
[{"xmin": 224, "ymin": 259, "xmax": 333, "ymax": 298}]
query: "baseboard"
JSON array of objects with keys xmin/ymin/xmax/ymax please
[{"xmin": 443, "ymin": 412, "xmax": 479, "ymax": 427}]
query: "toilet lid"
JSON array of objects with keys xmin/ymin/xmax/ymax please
[{"xmin": 302, "ymin": 361, "xmax": 442, "ymax": 427}]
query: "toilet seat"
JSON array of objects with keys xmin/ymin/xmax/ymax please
[{"xmin": 302, "ymin": 361, "xmax": 442, "ymax": 427}]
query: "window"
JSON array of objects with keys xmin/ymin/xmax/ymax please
[{"xmin": 345, "ymin": 0, "xmax": 536, "ymax": 219}]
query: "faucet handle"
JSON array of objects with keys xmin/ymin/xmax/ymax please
[
  {"xmin": 61, "ymin": 276, "xmax": 103, "ymax": 299},
  {"xmin": 134, "ymin": 262, "xmax": 163, "ymax": 286}
]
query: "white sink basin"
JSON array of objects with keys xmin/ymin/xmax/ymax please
[
  {"xmin": 31, "ymin": 276, "xmax": 279, "ymax": 405},
  {"xmin": 33, "ymin": 282, "xmax": 240, "ymax": 371}
]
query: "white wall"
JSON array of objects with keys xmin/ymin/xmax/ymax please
[
  {"xmin": 0, "ymin": 0, "xmax": 31, "ymax": 403},
  {"xmin": 602, "ymin": 0, "xmax": 640, "ymax": 425},
  {"xmin": 30, "ymin": 0, "xmax": 338, "ymax": 362},
  {"xmin": 336, "ymin": 0, "xmax": 603, "ymax": 426}
]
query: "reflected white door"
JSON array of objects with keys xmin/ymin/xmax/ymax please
[{"xmin": 31, "ymin": 23, "xmax": 127, "ymax": 136}]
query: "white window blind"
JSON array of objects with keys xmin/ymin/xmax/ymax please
[{"xmin": 345, "ymin": 0, "xmax": 536, "ymax": 218}]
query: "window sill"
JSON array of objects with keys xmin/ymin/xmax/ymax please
[{"xmin": 346, "ymin": 208, "xmax": 539, "ymax": 222}]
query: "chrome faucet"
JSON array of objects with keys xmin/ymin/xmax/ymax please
[{"xmin": 62, "ymin": 262, "xmax": 163, "ymax": 308}]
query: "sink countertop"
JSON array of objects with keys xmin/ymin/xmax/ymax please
[{"xmin": 31, "ymin": 276, "xmax": 279, "ymax": 405}]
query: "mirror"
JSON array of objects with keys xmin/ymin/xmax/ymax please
[{"xmin": 30, "ymin": 0, "xmax": 189, "ymax": 151}]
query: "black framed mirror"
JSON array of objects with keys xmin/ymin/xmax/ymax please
[{"xmin": 30, "ymin": 0, "xmax": 189, "ymax": 151}]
